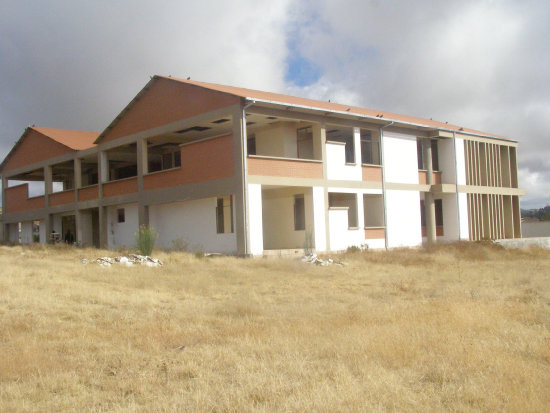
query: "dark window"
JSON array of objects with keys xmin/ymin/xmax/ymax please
[
  {"xmin": 417, "ymin": 139, "xmax": 425, "ymax": 170},
  {"xmin": 327, "ymin": 128, "xmax": 355, "ymax": 163},
  {"xmin": 216, "ymin": 196, "xmax": 233, "ymax": 234},
  {"xmin": 174, "ymin": 151, "xmax": 181, "ymax": 167},
  {"xmin": 431, "ymin": 140, "xmax": 439, "ymax": 171},
  {"xmin": 435, "ymin": 199, "xmax": 443, "ymax": 226},
  {"xmin": 360, "ymin": 130, "xmax": 380, "ymax": 165},
  {"xmin": 420, "ymin": 199, "xmax": 443, "ymax": 227},
  {"xmin": 294, "ymin": 195, "xmax": 305, "ymax": 230},
  {"xmin": 417, "ymin": 139, "xmax": 439, "ymax": 171},
  {"xmin": 162, "ymin": 152, "xmax": 173, "ymax": 170},
  {"xmin": 247, "ymin": 137, "xmax": 256, "ymax": 155},
  {"xmin": 117, "ymin": 208, "xmax": 125, "ymax": 223}
]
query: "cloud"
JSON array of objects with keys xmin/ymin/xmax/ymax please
[
  {"xmin": 284, "ymin": 0, "xmax": 550, "ymax": 207},
  {"xmin": 0, "ymin": 0, "xmax": 292, "ymax": 144},
  {"xmin": 1, "ymin": 0, "xmax": 549, "ymax": 208}
]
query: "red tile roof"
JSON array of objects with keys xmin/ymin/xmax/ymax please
[
  {"xmin": 31, "ymin": 127, "xmax": 98, "ymax": 150},
  {"xmin": 158, "ymin": 75, "xmax": 508, "ymax": 140}
]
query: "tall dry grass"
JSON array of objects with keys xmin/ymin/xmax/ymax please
[{"xmin": 0, "ymin": 242, "xmax": 549, "ymax": 412}]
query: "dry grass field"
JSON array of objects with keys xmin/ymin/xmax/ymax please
[{"xmin": 0, "ymin": 242, "xmax": 549, "ymax": 412}]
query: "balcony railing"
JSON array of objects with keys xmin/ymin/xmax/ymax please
[
  {"xmin": 247, "ymin": 155, "xmax": 323, "ymax": 179},
  {"xmin": 102, "ymin": 177, "xmax": 138, "ymax": 198}
]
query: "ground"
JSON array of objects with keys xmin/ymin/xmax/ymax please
[{"xmin": 0, "ymin": 243, "xmax": 549, "ymax": 412}]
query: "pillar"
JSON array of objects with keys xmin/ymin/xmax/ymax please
[
  {"xmin": 44, "ymin": 165, "xmax": 53, "ymax": 207},
  {"xmin": 422, "ymin": 139, "xmax": 436, "ymax": 244},
  {"xmin": 232, "ymin": 104, "xmax": 247, "ymax": 255},
  {"xmin": 98, "ymin": 206, "xmax": 108, "ymax": 249},
  {"xmin": 1, "ymin": 176, "xmax": 7, "ymax": 242}
]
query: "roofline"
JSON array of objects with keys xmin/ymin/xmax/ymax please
[{"xmin": 244, "ymin": 97, "xmax": 517, "ymax": 143}]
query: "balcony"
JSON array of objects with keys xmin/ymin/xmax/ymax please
[
  {"xmin": 103, "ymin": 177, "xmax": 138, "ymax": 198},
  {"xmin": 78, "ymin": 185, "xmax": 99, "ymax": 202},
  {"xmin": 418, "ymin": 170, "xmax": 442, "ymax": 185},
  {"xmin": 49, "ymin": 189, "xmax": 76, "ymax": 206},
  {"xmin": 247, "ymin": 155, "xmax": 323, "ymax": 179},
  {"xmin": 4, "ymin": 184, "xmax": 45, "ymax": 213}
]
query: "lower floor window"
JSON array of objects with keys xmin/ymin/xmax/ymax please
[
  {"xmin": 294, "ymin": 195, "xmax": 305, "ymax": 230},
  {"xmin": 216, "ymin": 196, "xmax": 233, "ymax": 233}
]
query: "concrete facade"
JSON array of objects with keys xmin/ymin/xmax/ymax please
[{"xmin": 0, "ymin": 76, "xmax": 525, "ymax": 254}]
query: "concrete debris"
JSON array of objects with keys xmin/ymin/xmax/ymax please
[
  {"xmin": 82, "ymin": 254, "xmax": 163, "ymax": 267},
  {"xmin": 301, "ymin": 253, "xmax": 347, "ymax": 266}
]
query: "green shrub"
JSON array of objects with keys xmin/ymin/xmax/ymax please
[{"xmin": 135, "ymin": 225, "xmax": 158, "ymax": 256}]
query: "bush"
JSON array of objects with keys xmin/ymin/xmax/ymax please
[{"xmin": 135, "ymin": 225, "xmax": 157, "ymax": 256}]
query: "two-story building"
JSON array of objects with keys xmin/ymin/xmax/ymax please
[{"xmin": 0, "ymin": 76, "xmax": 524, "ymax": 254}]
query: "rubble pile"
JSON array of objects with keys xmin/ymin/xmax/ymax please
[
  {"xmin": 82, "ymin": 254, "xmax": 163, "ymax": 267},
  {"xmin": 301, "ymin": 253, "xmax": 347, "ymax": 266}
]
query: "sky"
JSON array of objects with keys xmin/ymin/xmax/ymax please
[{"xmin": 0, "ymin": 0, "xmax": 549, "ymax": 208}]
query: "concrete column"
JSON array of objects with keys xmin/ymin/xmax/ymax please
[
  {"xmin": 74, "ymin": 158, "xmax": 82, "ymax": 189},
  {"xmin": 44, "ymin": 165, "xmax": 53, "ymax": 207},
  {"xmin": 422, "ymin": 139, "xmax": 436, "ymax": 244},
  {"xmin": 98, "ymin": 206, "xmax": 108, "ymax": 249},
  {"xmin": 44, "ymin": 214, "xmax": 53, "ymax": 243},
  {"xmin": 137, "ymin": 138, "xmax": 148, "ymax": 192},
  {"xmin": 75, "ymin": 209, "xmax": 83, "ymax": 245},
  {"xmin": 1, "ymin": 176, "xmax": 7, "ymax": 242},
  {"xmin": 232, "ymin": 103, "xmax": 247, "ymax": 255},
  {"xmin": 353, "ymin": 127, "xmax": 361, "ymax": 165},
  {"xmin": 99, "ymin": 151, "xmax": 109, "ymax": 183}
]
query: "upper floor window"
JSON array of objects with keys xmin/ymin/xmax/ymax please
[
  {"xmin": 360, "ymin": 129, "xmax": 380, "ymax": 165},
  {"xmin": 417, "ymin": 139, "xmax": 439, "ymax": 171},
  {"xmin": 327, "ymin": 126, "xmax": 355, "ymax": 163}
]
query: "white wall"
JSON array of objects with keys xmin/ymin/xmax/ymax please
[
  {"xmin": 383, "ymin": 131, "xmax": 419, "ymax": 184},
  {"xmin": 385, "ymin": 189, "xmax": 422, "ymax": 247},
  {"xmin": 149, "ymin": 197, "xmax": 237, "ymax": 254},
  {"xmin": 438, "ymin": 138, "xmax": 456, "ymax": 184},
  {"xmin": 458, "ymin": 192, "xmax": 469, "ymax": 240},
  {"xmin": 455, "ymin": 138, "xmax": 467, "ymax": 185},
  {"xmin": 312, "ymin": 186, "xmax": 327, "ymax": 251},
  {"xmin": 20, "ymin": 221, "xmax": 33, "ymax": 244},
  {"xmin": 107, "ymin": 203, "xmax": 139, "ymax": 250},
  {"xmin": 326, "ymin": 142, "xmax": 362, "ymax": 181},
  {"xmin": 255, "ymin": 122, "xmax": 298, "ymax": 158},
  {"xmin": 364, "ymin": 238, "xmax": 385, "ymax": 250},
  {"xmin": 439, "ymin": 194, "xmax": 459, "ymax": 242},
  {"xmin": 328, "ymin": 209, "xmax": 364, "ymax": 251},
  {"xmin": 248, "ymin": 184, "xmax": 264, "ymax": 255}
]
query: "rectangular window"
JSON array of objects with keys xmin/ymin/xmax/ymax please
[
  {"xmin": 216, "ymin": 196, "xmax": 233, "ymax": 234},
  {"xmin": 162, "ymin": 152, "xmax": 173, "ymax": 170},
  {"xmin": 174, "ymin": 150, "xmax": 181, "ymax": 167},
  {"xmin": 294, "ymin": 194, "xmax": 305, "ymax": 231},
  {"xmin": 327, "ymin": 127, "xmax": 355, "ymax": 163},
  {"xmin": 431, "ymin": 140, "xmax": 439, "ymax": 171},
  {"xmin": 360, "ymin": 130, "xmax": 380, "ymax": 165},
  {"xmin": 247, "ymin": 137, "xmax": 256, "ymax": 155},
  {"xmin": 297, "ymin": 126, "xmax": 313, "ymax": 159},
  {"xmin": 417, "ymin": 139, "xmax": 425, "ymax": 170},
  {"xmin": 435, "ymin": 199, "xmax": 443, "ymax": 226},
  {"xmin": 117, "ymin": 208, "xmax": 125, "ymax": 223}
]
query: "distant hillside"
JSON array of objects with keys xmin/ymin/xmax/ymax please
[{"xmin": 522, "ymin": 205, "xmax": 550, "ymax": 221}]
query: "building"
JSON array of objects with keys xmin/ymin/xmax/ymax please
[{"xmin": 0, "ymin": 76, "xmax": 524, "ymax": 254}]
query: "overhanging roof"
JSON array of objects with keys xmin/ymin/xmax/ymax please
[{"xmin": 0, "ymin": 127, "xmax": 98, "ymax": 173}]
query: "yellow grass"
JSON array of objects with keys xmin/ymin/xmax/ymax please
[{"xmin": 0, "ymin": 242, "xmax": 549, "ymax": 412}]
